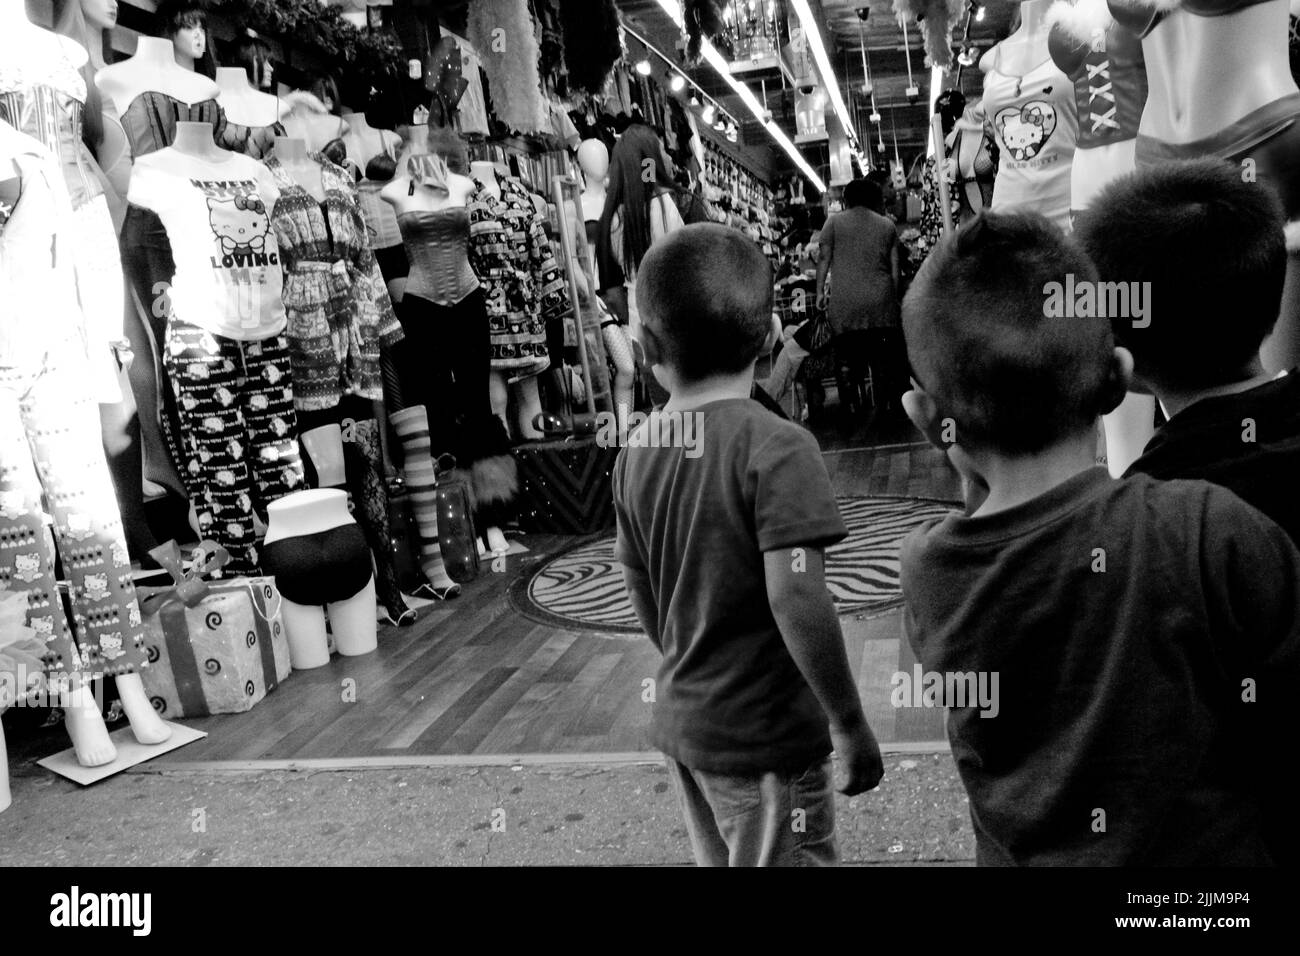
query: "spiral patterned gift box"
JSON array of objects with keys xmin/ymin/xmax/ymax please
[{"xmin": 134, "ymin": 577, "xmax": 292, "ymax": 718}]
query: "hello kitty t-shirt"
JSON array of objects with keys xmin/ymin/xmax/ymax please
[
  {"xmin": 127, "ymin": 148, "xmax": 287, "ymax": 340},
  {"xmin": 984, "ymin": 51, "xmax": 1077, "ymax": 230}
]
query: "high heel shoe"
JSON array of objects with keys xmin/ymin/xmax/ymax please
[
  {"xmin": 412, "ymin": 582, "xmax": 461, "ymax": 601},
  {"xmin": 379, "ymin": 602, "xmax": 418, "ymax": 626}
]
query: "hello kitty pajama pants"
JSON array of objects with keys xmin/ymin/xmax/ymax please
[
  {"xmin": 0, "ymin": 359, "xmax": 149, "ymax": 688},
  {"xmin": 164, "ymin": 320, "xmax": 304, "ymax": 574}
]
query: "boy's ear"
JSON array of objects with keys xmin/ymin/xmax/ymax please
[
  {"xmin": 902, "ymin": 387, "xmax": 951, "ymax": 452},
  {"xmin": 632, "ymin": 323, "xmax": 662, "ymax": 369},
  {"xmin": 1097, "ymin": 346, "xmax": 1136, "ymax": 415}
]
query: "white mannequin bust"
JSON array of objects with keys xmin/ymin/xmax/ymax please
[
  {"xmin": 0, "ymin": 2, "xmax": 89, "ymax": 78},
  {"xmin": 341, "ymin": 107, "xmax": 401, "ymax": 171},
  {"xmin": 980, "ymin": 0, "xmax": 1055, "ymax": 77},
  {"xmin": 577, "ymin": 139, "xmax": 609, "ymax": 223},
  {"xmin": 271, "ymin": 136, "xmax": 325, "ymax": 202},
  {"xmin": 96, "ymin": 36, "xmax": 220, "ymax": 114},
  {"xmin": 470, "ymin": 159, "xmax": 507, "ymax": 199},
  {"xmin": 167, "ymin": 119, "xmax": 231, "ymax": 163},
  {"xmin": 381, "ymin": 152, "xmax": 476, "ymax": 214},
  {"xmin": 214, "ymin": 67, "xmax": 284, "ymax": 128}
]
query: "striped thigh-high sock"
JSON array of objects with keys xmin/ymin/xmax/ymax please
[{"xmin": 389, "ymin": 405, "xmax": 442, "ymax": 584}]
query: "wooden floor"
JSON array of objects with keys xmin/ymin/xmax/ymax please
[{"xmin": 144, "ymin": 440, "xmax": 960, "ymax": 764}]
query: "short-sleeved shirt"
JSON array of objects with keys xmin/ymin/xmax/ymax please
[
  {"xmin": 612, "ymin": 398, "xmax": 847, "ymax": 774},
  {"xmin": 818, "ymin": 207, "xmax": 900, "ymax": 333},
  {"xmin": 901, "ymin": 468, "xmax": 1300, "ymax": 865},
  {"xmin": 1125, "ymin": 370, "xmax": 1300, "ymax": 548}
]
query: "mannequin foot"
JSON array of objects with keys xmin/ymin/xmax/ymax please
[
  {"xmin": 117, "ymin": 674, "xmax": 171, "ymax": 745},
  {"xmin": 379, "ymin": 598, "xmax": 418, "ymax": 627},
  {"xmin": 64, "ymin": 692, "xmax": 117, "ymax": 768},
  {"xmin": 485, "ymin": 526, "xmax": 509, "ymax": 556}
]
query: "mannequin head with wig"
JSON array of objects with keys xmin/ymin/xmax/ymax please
[
  {"xmin": 52, "ymin": 0, "xmax": 117, "ymax": 148},
  {"xmin": 155, "ymin": 0, "xmax": 216, "ymax": 77}
]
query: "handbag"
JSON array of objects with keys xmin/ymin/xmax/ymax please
[{"xmin": 793, "ymin": 310, "xmax": 837, "ymax": 382}]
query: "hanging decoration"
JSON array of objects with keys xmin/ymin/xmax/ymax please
[
  {"xmin": 683, "ymin": 0, "xmax": 728, "ymax": 63},
  {"xmin": 892, "ymin": 0, "xmax": 964, "ymax": 70},
  {"xmin": 467, "ymin": 0, "xmax": 547, "ymax": 134},
  {"xmin": 211, "ymin": 0, "xmax": 404, "ymax": 87},
  {"xmin": 559, "ymin": 0, "xmax": 622, "ymax": 95}
]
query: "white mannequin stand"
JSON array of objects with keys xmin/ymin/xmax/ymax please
[
  {"xmin": 264, "ymin": 489, "xmax": 377, "ymax": 670},
  {"xmin": 470, "ymin": 160, "xmax": 545, "ymax": 445},
  {"xmin": 214, "ymin": 67, "xmax": 285, "ymax": 128}
]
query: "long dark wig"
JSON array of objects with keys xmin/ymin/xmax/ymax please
[
  {"xmin": 558, "ymin": 0, "xmax": 620, "ymax": 95},
  {"xmin": 595, "ymin": 123, "xmax": 678, "ymax": 288}
]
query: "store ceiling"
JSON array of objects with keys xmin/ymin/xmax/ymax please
[{"xmin": 615, "ymin": 0, "xmax": 1014, "ymax": 179}]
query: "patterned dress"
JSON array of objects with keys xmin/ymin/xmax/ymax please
[
  {"xmin": 264, "ymin": 155, "xmax": 404, "ymax": 412},
  {"xmin": 467, "ymin": 171, "xmax": 570, "ymax": 372}
]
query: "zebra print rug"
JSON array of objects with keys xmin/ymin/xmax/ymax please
[{"xmin": 513, "ymin": 496, "xmax": 957, "ymax": 634}]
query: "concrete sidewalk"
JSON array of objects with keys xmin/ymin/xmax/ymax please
[{"xmin": 0, "ymin": 753, "xmax": 973, "ymax": 866}]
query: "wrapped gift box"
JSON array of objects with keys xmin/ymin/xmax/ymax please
[{"xmin": 137, "ymin": 577, "xmax": 291, "ymax": 719}]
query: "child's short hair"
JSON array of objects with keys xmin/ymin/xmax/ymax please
[
  {"xmin": 1075, "ymin": 158, "xmax": 1286, "ymax": 390},
  {"xmin": 903, "ymin": 211, "xmax": 1116, "ymax": 456},
  {"xmin": 636, "ymin": 223, "xmax": 773, "ymax": 383}
]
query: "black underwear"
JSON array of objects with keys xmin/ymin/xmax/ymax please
[
  {"xmin": 373, "ymin": 244, "xmax": 410, "ymax": 284},
  {"xmin": 261, "ymin": 524, "xmax": 373, "ymax": 605}
]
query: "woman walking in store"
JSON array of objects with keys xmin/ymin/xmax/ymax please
[{"xmin": 816, "ymin": 178, "xmax": 904, "ymax": 422}]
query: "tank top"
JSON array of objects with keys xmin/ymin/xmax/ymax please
[
  {"xmin": 397, "ymin": 207, "xmax": 480, "ymax": 306},
  {"xmin": 985, "ymin": 51, "xmax": 1078, "ymax": 230}
]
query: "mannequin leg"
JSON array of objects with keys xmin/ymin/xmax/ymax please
[
  {"xmin": 98, "ymin": 369, "xmax": 157, "ymax": 562},
  {"xmin": 511, "ymin": 376, "xmax": 544, "ymax": 440},
  {"xmin": 602, "ymin": 323, "xmax": 636, "ymax": 433},
  {"xmin": 327, "ymin": 578, "xmax": 379, "ymax": 656},
  {"xmin": 389, "ymin": 406, "xmax": 460, "ymax": 597},
  {"xmin": 1101, "ymin": 393, "xmax": 1158, "ymax": 478},
  {"xmin": 283, "ymin": 601, "xmax": 331, "ymax": 669},
  {"xmin": 114, "ymin": 673, "xmax": 170, "ymax": 744},
  {"xmin": 62, "ymin": 680, "xmax": 117, "ymax": 767},
  {"xmin": 489, "ymin": 370, "xmax": 510, "ymax": 435},
  {"xmin": 344, "ymin": 418, "xmax": 415, "ymax": 626}
]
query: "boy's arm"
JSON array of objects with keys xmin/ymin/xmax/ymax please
[
  {"xmin": 620, "ymin": 564, "xmax": 660, "ymax": 652},
  {"xmin": 765, "ymin": 548, "xmax": 882, "ymax": 795}
]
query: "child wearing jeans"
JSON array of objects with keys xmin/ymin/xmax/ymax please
[
  {"xmin": 899, "ymin": 211, "xmax": 1300, "ymax": 865},
  {"xmin": 613, "ymin": 224, "xmax": 883, "ymax": 867}
]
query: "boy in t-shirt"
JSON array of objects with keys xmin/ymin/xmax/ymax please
[
  {"xmin": 613, "ymin": 224, "xmax": 883, "ymax": 867},
  {"xmin": 1075, "ymin": 158, "xmax": 1300, "ymax": 545},
  {"xmin": 899, "ymin": 211, "xmax": 1300, "ymax": 865}
]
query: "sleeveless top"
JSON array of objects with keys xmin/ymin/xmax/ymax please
[
  {"xmin": 119, "ymin": 91, "xmax": 223, "ymax": 159},
  {"xmin": 1109, "ymin": 0, "xmax": 1276, "ymax": 37},
  {"xmin": 984, "ymin": 51, "xmax": 1078, "ymax": 229},
  {"xmin": 0, "ymin": 55, "xmax": 104, "ymax": 210},
  {"xmin": 397, "ymin": 207, "xmax": 480, "ymax": 306},
  {"xmin": 1049, "ymin": 20, "xmax": 1148, "ymax": 150},
  {"xmin": 357, "ymin": 179, "xmax": 403, "ymax": 250}
]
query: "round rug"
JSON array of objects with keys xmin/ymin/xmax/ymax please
[{"xmin": 513, "ymin": 496, "xmax": 956, "ymax": 634}]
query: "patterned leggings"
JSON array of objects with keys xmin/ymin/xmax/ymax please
[
  {"xmin": 164, "ymin": 321, "xmax": 304, "ymax": 574},
  {"xmin": 0, "ymin": 359, "xmax": 148, "ymax": 685}
]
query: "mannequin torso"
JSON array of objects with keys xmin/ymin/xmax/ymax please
[
  {"xmin": 280, "ymin": 91, "xmax": 349, "ymax": 154},
  {"xmin": 263, "ymin": 488, "xmax": 354, "ymax": 543},
  {"xmin": 981, "ymin": 0, "xmax": 1056, "ymax": 76},
  {"xmin": 271, "ymin": 136, "xmax": 325, "ymax": 202},
  {"xmin": 341, "ymin": 108, "xmax": 400, "ymax": 172},
  {"xmin": 96, "ymin": 36, "xmax": 220, "ymax": 115},
  {"xmin": 215, "ymin": 67, "xmax": 283, "ymax": 128}
]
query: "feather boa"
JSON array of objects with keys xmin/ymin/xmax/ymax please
[
  {"xmin": 467, "ymin": 0, "xmax": 547, "ymax": 135},
  {"xmin": 892, "ymin": 0, "xmax": 964, "ymax": 70},
  {"xmin": 1046, "ymin": 0, "xmax": 1116, "ymax": 40},
  {"xmin": 280, "ymin": 90, "xmax": 333, "ymax": 121},
  {"xmin": 560, "ymin": 0, "xmax": 622, "ymax": 95}
]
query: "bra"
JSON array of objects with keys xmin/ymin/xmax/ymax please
[{"xmin": 1108, "ymin": 0, "xmax": 1274, "ymax": 38}]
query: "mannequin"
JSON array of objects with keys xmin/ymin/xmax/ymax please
[
  {"xmin": 1109, "ymin": 0, "xmax": 1300, "ymax": 371},
  {"xmin": 123, "ymin": 121, "xmax": 305, "ymax": 572},
  {"xmin": 1, "ymin": 2, "xmax": 157, "ymax": 561},
  {"xmin": 386, "ymin": 146, "xmax": 515, "ymax": 560},
  {"xmin": 98, "ymin": 36, "xmax": 222, "ymax": 507},
  {"xmin": 214, "ymin": 67, "xmax": 286, "ymax": 159},
  {"xmin": 341, "ymin": 107, "xmax": 401, "ymax": 176},
  {"xmin": 577, "ymin": 138, "xmax": 634, "ymax": 432},
  {"xmin": 264, "ymin": 136, "xmax": 413, "ymax": 625},
  {"xmin": 1, "ymin": 119, "xmax": 171, "ymax": 768},
  {"xmin": 262, "ymin": 489, "xmax": 377, "ymax": 669},
  {"xmin": 981, "ymin": 0, "xmax": 1079, "ymax": 230},
  {"xmin": 280, "ymin": 91, "xmax": 349, "ymax": 154}
]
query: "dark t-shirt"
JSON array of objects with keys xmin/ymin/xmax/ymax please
[
  {"xmin": 612, "ymin": 398, "xmax": 847, "ymax": 774},
  {"xmin": 900, "ymin": 468, "xmax": 1300, "ymax": 865},
  {"xmin": 1124, "ymin": 371, "xmax": 1300, "ymax": 547},
  {"xmin": 818, "ymin": 207, "xmax": 900, "ymax": 333}
]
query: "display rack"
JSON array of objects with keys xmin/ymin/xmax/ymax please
[{"xmin": 550, "ymin": 175, "xmax": 612, "ymax": 423}]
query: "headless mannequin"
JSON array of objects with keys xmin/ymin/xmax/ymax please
[
  {"xmin": 1137, "ymin": 1, "xmax": 1300, "ymax": 373},
  {"xmin": 96, "ymin": 36, "xmax": 219, "ymax": 115},
  {"xmin": 271, "ymin": 135, "xmax": 324, "ymax": 200},
  {"xmin": 215, "ymin": 67, "xmax": 284, "ymax": 128},
  {"xmin": 980, "ymin": 0, "xmax": 1055, "ymax": 76},
  {"xmin": 470, "ymin": 159, "xmax": 545, "ymax": 447},
  {"xmin": 383, "ymin": 152, "xmax": 511, "ymax": 563},
  {"xmin": 282, "ymin": 90, "xmax": 349, "ymax": 154},
  {"xmin": 263, "ymin": 488, "xmax": 378, "ymax": 669},
  {"xmin": 578, "ymin": 139, "xmax": 634, "ymax": 433},
  {"xmin": 341, "ymin": 107, "xmax": 400, "ymax": 172},
  {"xmin": 170, "ymin": 116, "xmax": 229, "ymax": 162}
]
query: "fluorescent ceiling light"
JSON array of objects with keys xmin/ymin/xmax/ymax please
[
  {"xmin": 787, "ymin": 0, "xmax": 867, "ymax": 174},
  {"xmin": 655, "ymin": 0, "xmax": 826, "ymax": 193}
]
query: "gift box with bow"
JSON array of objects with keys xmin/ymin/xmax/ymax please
[{"xmin": 135, "ymin": 541, "xmax": 292, "ymax": 719}]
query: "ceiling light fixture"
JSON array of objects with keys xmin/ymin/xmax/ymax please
[
  {"xmin": 635, "ymin": 57, "xmax": 652, "ymax": 76},
  {"xmin": 787, "ymin": 0, "xmax": 867, "ymax": 173},
  {"xmin": 670, "ymin": 73, "xmax": 686, "ymax": 92},
  {"xmin": 702, "ymin": 102, "xmax": 717, "ymax": 124},
  {"xmin": 652, "ymin": 0, "xmax": 827, "ymax": 192},
  {"xmin": 975, "ymin": 3, "xmax": 985, "ymax": 22}
]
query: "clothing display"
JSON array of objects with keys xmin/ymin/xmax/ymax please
[
  {"xmin": 216, "ymin": 115, "xmax": 286, "ymax": 160},
  {"xmin": 398, "ymin": 208, "xmax": 480, "ymax": 305},
  {"xmin": 0, "ymin": 54, "xmax": 124, "ymax": 402},
  {"xmin": 357, "ymin": 179, "xmax": 408, "ymax": 282},
  {"xmin": 1, "ymin": 125, "xmax": 148, "ymax": 685},
  {"xmin": 118, "ymin": 91, "xmax": 223, "ymax": 159},
  {"xmin": 260, "ymin": 523, "xmax": 372, "ymax": 606},
  {"xmin": 163, "ymin": 321, "xmax": 303, "ymax": 574},
  {"xmin": 467, "ymin": 171, "xmax": 570, "ymax": 372},
  {"xmin": 984, "ymin": 48, "xmax": 1078, "ymax": 229},
  {"xmin": 389, "ymin": 405, "xmax": 444, "ymax": 585},
  {"xmin": 264, "ymin": 154, "xmax": 403, "ymax": 413}
]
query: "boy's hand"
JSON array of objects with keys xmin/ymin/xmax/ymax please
[{"xmin": 831, "ymin": 717, "xmax": 884, "ymax": 796}]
